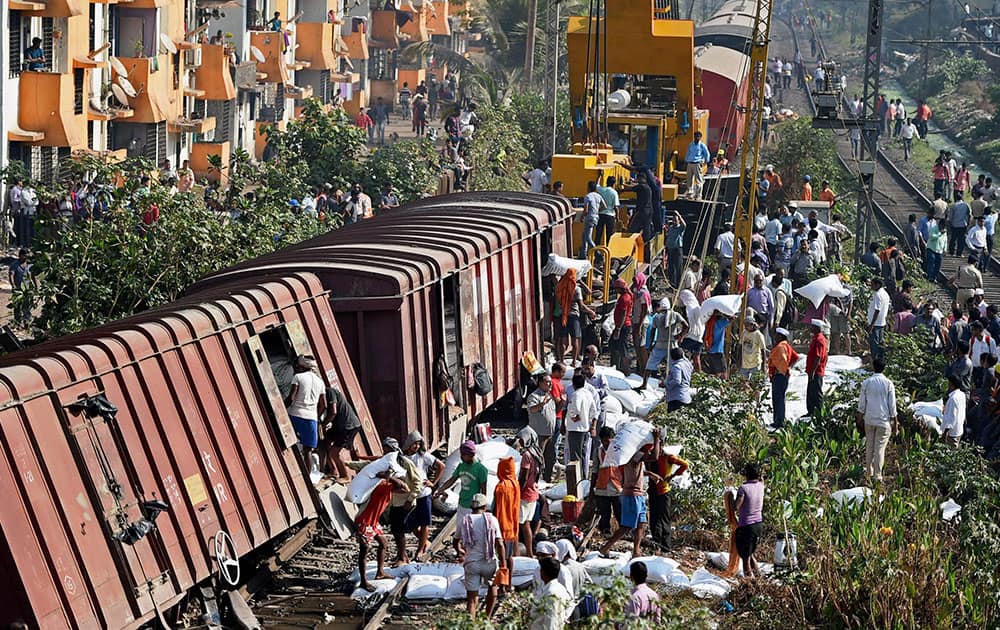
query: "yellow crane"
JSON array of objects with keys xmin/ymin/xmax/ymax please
[{"xmin": 729, "ymin": 0, "xmax": 773, "ymax": 332}]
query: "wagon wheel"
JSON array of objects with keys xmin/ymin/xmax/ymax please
[{"xmin": 214, "ymin": 530, "xmax": 241, "ymax": 587}]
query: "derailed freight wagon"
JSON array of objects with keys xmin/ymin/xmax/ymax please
[
  {"xmin": 189, "ymin": 192, "xmax": 575, "ymax": 452},
  {"xmin": 0, "ymin": 273, "xmax": 378, "ymax": 629}
]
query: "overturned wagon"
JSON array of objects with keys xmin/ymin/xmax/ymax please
[
  {"xmin": 0, "ymin": 273, "xmax": 376, "ymax": 629},
  {"xmin": 190, "ymin": 192, "xmax": 576, "ymax": 452}
]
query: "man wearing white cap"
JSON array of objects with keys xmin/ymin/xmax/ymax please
[
  {"xmin": 973, "ymin": 288, "xmax": 990, "ymax": 320},
  {"xmin": 806, "ymin": 319, "xmax": 830, "ymax": 417},
  {"xmin": 768, "ymin": 328, "xmax": 799, "ymax": 428},
  {"xmin": 532, "ymin": 540, "xmax": 573, "ymax": 593},
  {"xmin": 285, "ymin": 355, "xmax": 327, "ymax": 462},
  {"xmin": 458, "ymin": 493, "xmax": 505, "ymax": 618}
]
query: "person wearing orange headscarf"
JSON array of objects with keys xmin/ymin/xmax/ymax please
[
  {"xmin": 493, "ymin": 457, "xmax": 521, "ymax": 592},
  {"xmin": 554, "ymin": 268, "xmax": 596, "ymax": 366}
]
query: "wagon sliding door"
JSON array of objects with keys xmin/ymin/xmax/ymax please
[
  {"xmin": 243, "ymin": 321, "xmax": 316, "ymax": 450},
  {"xmin": 64, "ymin": 397, "xmax": 175, "ymax": 620}
]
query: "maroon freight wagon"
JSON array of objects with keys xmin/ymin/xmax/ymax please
[
  {"xmin": 190, "ymin": 192, "xmax": 575, "ymax": 452},
  {"xmin": 0, "ymin": 273, "xmax": 378, "ymax": 629}
]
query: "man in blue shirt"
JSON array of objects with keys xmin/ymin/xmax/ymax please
[
  {"xmin": 665, "ymin": 212, "xmax": 686, "ymax": 287},
  {"xmin": 25, "ymin": 38, "xmax": 45, "ymax": 71},
  {"xmin": 704, "ymin": 312, "xmax": 730, "ymax": 377},
  {"xmin": 684, "ymin": 131, "xmax": 710, "ymax": 200},
  {"xmin": 664, "ymin": 348, "xmax": 693, "ymax": 412},
  {"xmin": 595, "ymin": 176, "xmax": 620, "ymax": 247}
]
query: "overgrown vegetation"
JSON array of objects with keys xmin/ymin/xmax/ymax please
[{"xmin": 763, "ymin": 117, "xmax": 854, "ymax": 203}]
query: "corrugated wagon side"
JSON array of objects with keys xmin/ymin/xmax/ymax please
[
  {"xmin": 188, "ymin": 192, "xmax": 576, "ymax": 452},
  {"xmin": 0, "ymin": 273, "xmax": 377, "ymax": 629}
]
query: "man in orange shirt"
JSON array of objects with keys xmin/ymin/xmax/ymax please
[
  {"xmin": 768, "ymin": 327, "xmax": 800, "ymax": 429},
  {"xmin": 819, "ymin": 180, "xmax": 836, "ymax": 209},
  {"xmin": 801, "ymin": 175, "xmax": 813, "ymax": 201},
  {"xmin": 764, "ymin": 165, "xmax": 783, "ymax": 202}
]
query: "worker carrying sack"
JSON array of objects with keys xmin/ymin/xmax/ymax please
[{"xmin": 471, "ymin": 362, "xmax": 493, "ymax": 395}]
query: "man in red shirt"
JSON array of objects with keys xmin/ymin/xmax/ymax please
[
  {"xmin": 610, "ymin": 278, "xmax": 634, "ymax": 373},
  {"xmin": 355, "ymin": 107, "xmax": 374, "ymax": 143},
  {"xmin": 806, "ymin": 319, "xmax": 830, "ymax": 417},
  {"xmin": 356, "ymin": 472, "xmax": 408, "ymax": 591}
]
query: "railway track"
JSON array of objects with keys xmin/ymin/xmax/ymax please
[{"xmin": 770, "ymin": 14, "xmax": 1000, "ymax": 305}]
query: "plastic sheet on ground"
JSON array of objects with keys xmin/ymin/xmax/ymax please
[
  {"xmin": 794, "ymin": 274, "xmax": 851, "ymax": 309},
  {"xmin": 830, "ymin": 486, "xmax": 874, "ymax": 508},
  {"xmin": 351, "ymin": 578, "xmax": 398, "ymax": 600},
  {"xmin": 762, "ymin": 355, "xmax": 867, "ymax": 427},
  {"xmin": 940, "ymin": 498, "xmax": 962, "ymax": 521}
]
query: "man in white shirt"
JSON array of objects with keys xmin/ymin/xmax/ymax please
[
  {"xmin": 969, "ymin": 320, "xmax": 997, "ymax": 364},
  {"xmin": 715, "ymin": 222, "xmax": 736, "ymax": 272},
  {"xmin": 966, "ymin": 215, "xmax": 990, "ymax": 271},
  {"xmin": 563, "ymin": 373, "xmax": 599, "ymax": 478},
  {"xmin": 285, "ymin": 355, "xmax": 327, "ymax": 461},
  {"xmin": 459, "ymin": 493, "xmax": 505, "ymax": 617},
  {"xmin": 524, "ymin": 161, "xmax": 549, "ymax": 193},
  {"xmin": 857, "ymin": 358, "xmax": 897, "ymax": 481},
  {"xmin": 941, "ymin": 375, "xmax": 967, "ymax": 445},
  {"xmin": 867, "ymin": 277, "xmax": 891, "ymax": 362},
  {"xmin": 529, "ymin": 557, "xmax": 573, "ymax": 630},
  {"xmin": 899, "ymin": 118, "xmax": 917, "ymax": 160}
]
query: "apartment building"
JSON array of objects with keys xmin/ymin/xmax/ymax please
[{"xmin": 1, "ymin": 0, "xmax": 468, "ymax": 186}]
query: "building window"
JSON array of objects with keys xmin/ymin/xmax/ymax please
[
  {"xmin": 42, "ymin": 18, "xmax": 54, "ymax": 67},
  {"xmin": 9, "ymin": 12, "xmax": 23, "ymax": 78},
  {"xmin": 74, "ymin": 69, "xmax": 85, "ymax": 115}
]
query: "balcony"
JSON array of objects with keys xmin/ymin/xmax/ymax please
[
  {"xmin": 285, "ymin": 84, "xmax": 312, "ymax": 100},
  {"xmin": 427, "ymin": 1, "xmax": 452, "ymax": 36},
  {"xmin": 369, "ymin": 10, "xmax": 400, "ymax": 49},
  {"xmin": 17, "ymin": 71, "xmax": 87, "ymax": 148},
  {"xmin": 193, "ymin": 44, "xmax": 237, "ymax": 100},
  {"xmin": 113, "ymin": 55, "xmax": 180, "ymax": 123},
  {"xmin": 249, "ymin": 31, "xmax": 290, "ymax": 83},
  {"xmin": 168, "ymin": 115, "xmax": 216, "ymax": 134},
  {"xmin": 296, "ymin": 22, "xmax": 337, "ymax": 70},
  {"xmin": 18, "ymin": 0, "xmax": 86, "ymax": 16},
  {"xmin": 343, "ymin": 30, "xmax": 369, "ymax": 60},
  {"xmin": 190, "ymin": 141, "xmax": 230, "ymax": 184},
  {"xmin": 399, "ymin": 5, "xmax": 430, "ymax": 43}
]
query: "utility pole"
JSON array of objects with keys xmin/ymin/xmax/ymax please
[
  {"xmin": 541, "ymin": 0, "xmax": 560, "ymax": 157},
  {"xmin": 526, "ymin": 0, "xmax": 538, "ymax": 85},
  {"xmin": 855, "ymin": 0, "xmax": 884, "ymax": 261},
  {"xmin": 920, "ymin": 0, "xmax": 931, "ymax": 101}
]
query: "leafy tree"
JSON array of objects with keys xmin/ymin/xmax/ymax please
[
  {"xmin": 7, "ymin": 153, "xmax": 323, "ymax": 338},
  {"xmin": 763, "ymin": 117, "xmax": 853, "ymax": 205},
  {"xmin": 466, "ymin": 102, "xmax": 531, "ymax": 191},
  {"xmin": 509, "ymin": 91, "xmax": 572, "ymax": 164},
  {"xmin": 363, "ymin": 139, "xmax": 441, "ymax": 202},
  {"xmin": 265, "ymin": 99, "xmax": 367, "ymax": 189}
]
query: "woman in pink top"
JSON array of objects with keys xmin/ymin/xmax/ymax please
[{"xmin": 734, "ymin": 462, "xmax": 766, "ymax": 578}]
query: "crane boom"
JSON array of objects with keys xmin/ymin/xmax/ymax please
[{"xmin": 729, "ymin": 0, "xmax": 774, "ymax": 329}]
